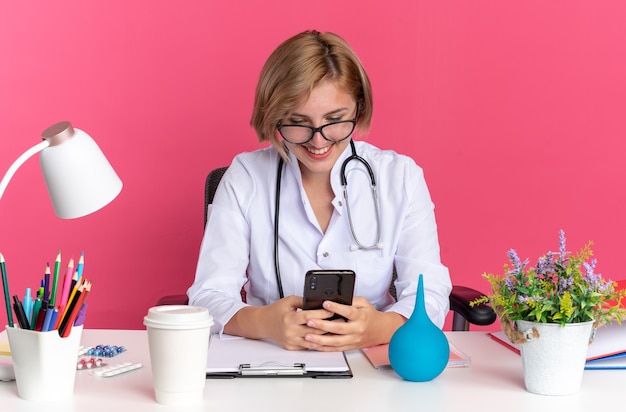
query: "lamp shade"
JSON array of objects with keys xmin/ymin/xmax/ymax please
[{"xmin": 39, "ymin": 121, "xmax": 123, "ymax": 219}]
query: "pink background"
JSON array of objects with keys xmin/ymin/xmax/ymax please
[{"xmin": 1, "ymin": 1, "xmax": 625, "ymax": 330}]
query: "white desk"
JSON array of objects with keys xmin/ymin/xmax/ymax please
[{"xmin": 0, "ymin": 329, "xmax": 623, "ymax": 411}]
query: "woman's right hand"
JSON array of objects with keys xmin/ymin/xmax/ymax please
[{"xmin": 224, "ymin": 295, "xmax": 333, "ymax": 350}]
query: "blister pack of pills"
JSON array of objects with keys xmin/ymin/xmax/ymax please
[{"xmin": 91, "ymin": 362, "xmax": 143, "ymax": 377}]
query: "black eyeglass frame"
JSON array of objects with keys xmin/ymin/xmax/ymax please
[{"xmin": 277, "ymin": 118, "xmax": 357, "ymax": 145}]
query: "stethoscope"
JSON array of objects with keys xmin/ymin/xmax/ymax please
[{"xmin": 273, "ymin": 139, "xmax": 382, "ymax": 298}]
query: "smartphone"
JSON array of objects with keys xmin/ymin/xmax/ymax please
[{"xmin": 302, "ymin": 270, "xmax": 356, "ymax": 319}]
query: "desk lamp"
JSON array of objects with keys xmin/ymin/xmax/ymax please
[
  {"xmin": 0, "ymin": 121, "xmax": 122, "ymax": 218},
  {"xmin": 0, "ymin": 121, "xmax": 123, "ymax": 327}
]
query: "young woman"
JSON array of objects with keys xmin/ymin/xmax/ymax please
[{"xmin": 188, "ymin": 30, "xmax": 451, "ymax": 352}]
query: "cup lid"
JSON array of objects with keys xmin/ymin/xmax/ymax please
[{"xmin": 143, "ymin": 305, "xmax": 213, "ymax": 330}]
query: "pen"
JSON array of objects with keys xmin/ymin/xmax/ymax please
[
  {"xmin": 12, "ymin": 295, "xmax": 30, "ymax": 330},
  {"xmin": 30, "ymin": 297, "xmax": 42, "ymax": 329},
  {"xmin": 23, "ymin": 288, "xmax": 33, "ymax": 323},
  {"xmin": 50, "ymin": 251, "xmax": 61, "ymax": 307},
  {"xmin": 41, "ymin": 306, "xmax": 54, "ymax": 332},
  {"xmin": 0, "ymin": 253, "xmax": 14, "ymax": 328},
  {"xmin": 48, "ymin": 308, "xmax": 59, "ymax": 331},
  {"xmin": 34, "ymin": 300, "xmax": 48, "ymax": 331},
  {"xmin": 54, "ymin": 303, "xmax": 65, "ymax": 330}
]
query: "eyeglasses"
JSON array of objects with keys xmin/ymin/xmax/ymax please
[{"xmin": 277, "ymin": 119, "xmax": 356, "ymax": 145}]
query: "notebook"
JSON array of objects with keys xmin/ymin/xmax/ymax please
[{"xmin": 361, "ymin": 341, "xmax": 471, "ymax": 369}]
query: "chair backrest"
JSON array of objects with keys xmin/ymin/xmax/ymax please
[{"xmin": 204, "ymin": 166, "xmax": 228, "ymax": 228}]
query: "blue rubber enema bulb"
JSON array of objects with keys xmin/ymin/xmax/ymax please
[{"xmin": 388, "ymin": 274, "xmax": 449, "ymax": 382}]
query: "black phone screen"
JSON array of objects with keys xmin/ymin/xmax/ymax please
[{"xmin": 302, "ymin": 270, "xmax": 355, "ymax": 311}]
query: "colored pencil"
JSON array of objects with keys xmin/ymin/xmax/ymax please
[
  {"xmin": 76, "ymin": 252, "xmax": 84, "ymax": 281},
  {"xmin": 59, "ymin": 283, "xmax": 85, "ymax": 335},
  {"xmin": 58, "ymin": 258, "xmax": 74, "ymax": 311},
  {"xmin": 50, "ymin": 251, "xmax": 61, "ymax": 306},
  {"xmin": 0, "ymin": 253, "xmax": 14, "ymax": 328},
  {"xmin": 68, "ymin": 271, "xmax": 79, "ymax": 302},
  {"xmin": 58, "ymin": 277, "xmax": 81, "ymax": 329},
  {"xmin": 43, "ymin": 263, "xmax": 51, "ymax": 302},
  {"xmin": 61, "ymin": 281, "xmax": 90, "ymax": 338}
]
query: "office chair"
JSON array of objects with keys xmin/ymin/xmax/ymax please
[{"xmin": 157, "ymin": 167, "xmax": 496, "ymax": 331}]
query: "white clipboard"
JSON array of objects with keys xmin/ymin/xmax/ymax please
[{"xmin": 205, "ymin": 334, "xmax": 352, "ymax": 378}]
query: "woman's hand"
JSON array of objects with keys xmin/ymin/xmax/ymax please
[
  {"xmin": 302, "ymin": 297, "xmax": 406, "ymax": 352},
  {"xmin": 224, "ymin": 295, "xmax": 335, "ymax": 351}
]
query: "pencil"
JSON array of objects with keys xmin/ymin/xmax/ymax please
[
  {"xmin": 69, "ymin": 271, "xmax": 79, "ymax": 302},
  {"xmin": 50, "ymin": 251, "xmax": 61, "ymax": 307},
  {"xmin": 58, "ymin": 279, "xmax": 83, "ymax": 335},
  {"xmin": 58, "ymin": 277, "xmax": 81, "ymax": 329},
  {"xmin": 58, "ymin": 258, "xmax": 74, "ymax": 310},
  {"xmin": 0, "ymin": 253, "xmax": 14, "ymax": 328},
  {"xmin": 76, "ymin": 252, "xmax": 84, "ymax": 281},
  {"xmin": 61, "ymin": 281, "xmax": 90, "ymax": 338},
  {"xmin": 43, "ymin": 263, "xmax": 51, "ymax": 302}
]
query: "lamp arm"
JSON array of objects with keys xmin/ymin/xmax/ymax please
[{"xmin": 0, "ymin": 140, "xmax": 50, "ymax": 201}]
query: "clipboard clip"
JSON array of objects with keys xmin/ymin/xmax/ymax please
[{"xmin": 239, "ymin": 362, "xmax": 307, "ymax": 376}]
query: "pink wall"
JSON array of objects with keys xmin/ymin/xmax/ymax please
[{"xmin": 1, "ymin": 1, "xmax": 625, "ymax": 330}]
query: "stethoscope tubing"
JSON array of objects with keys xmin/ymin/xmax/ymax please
[{"xmin": 273, "ymin": 139, "xmax": 381, "ymax": 298}]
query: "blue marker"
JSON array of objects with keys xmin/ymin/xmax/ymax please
[
  {"xmin": 23, "ymin": 288, "xmax": 33, "ymax": 322},
  {"xmin": 48, "ymin": 309, "xmax": 59, "ymax": 331},
  {"xmin": 42, "ymin": 307, "xmax": 54, "ymax": 332}
]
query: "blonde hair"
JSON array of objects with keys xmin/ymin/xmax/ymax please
[{"xmin": 250, "ymin": 30, "xmax": 373, "ymax": 158}]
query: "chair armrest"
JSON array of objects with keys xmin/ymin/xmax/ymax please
[
  {"xmin": 155, "ymin": 294, "xmax": 189, "ymax": 306},
  {"xmin": 449, "ymin": 285, "xmax": 496, "ymax": 326}
]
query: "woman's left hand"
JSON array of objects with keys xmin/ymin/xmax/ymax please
[{"xmin": 303, "ymin": 296, "xmax": 406, "ymax": 352}]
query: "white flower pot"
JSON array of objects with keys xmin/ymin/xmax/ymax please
[{"xmin": 516, "ymin": 320, "xmax": 594, "ymax": 396}]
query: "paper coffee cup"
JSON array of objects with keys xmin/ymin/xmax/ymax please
[
  {"xmin": 6, "ymin": 325, "xmax": 83, "ymax": 401},
  {"xmin": 144, "ymin": 305, "xmax": 213, "ymax": 406}
]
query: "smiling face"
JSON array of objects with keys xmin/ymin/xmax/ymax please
[
  {"xmin": 251, "ymin": 31, "xmax": 373, "ymax": 161},
  {"xmin": 281, "ymin": 80, "xmax": 357, "ymax": 179}
]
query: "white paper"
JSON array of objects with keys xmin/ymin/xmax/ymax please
[{"xmin": 206, "ymin": 334, "xmax": 350, "ymax": 373}]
